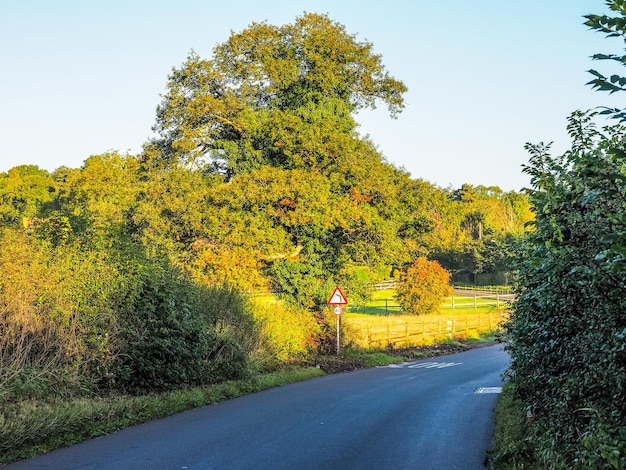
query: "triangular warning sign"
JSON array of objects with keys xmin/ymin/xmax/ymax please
[{"xmin": 327, "ymin": 286, "xmax": 348, "ymax": 305}]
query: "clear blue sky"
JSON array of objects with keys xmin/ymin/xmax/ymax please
[{"xmin": 0, "ymin": 0, "xmax": 621, "ymax": 190}]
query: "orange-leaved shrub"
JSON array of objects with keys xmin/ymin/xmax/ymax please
[{"xmin": 396, "ymin": 258, "xmax": 453, "ymax": 315}]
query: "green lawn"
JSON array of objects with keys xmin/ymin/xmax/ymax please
[{"xmin": 350, "ymin": 288, "xmax": 510, "ymax": 316}]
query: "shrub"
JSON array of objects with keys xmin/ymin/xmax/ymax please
[
  {"xmin": 396, "ymin": 258, "xmax": 453, "ymax": 315},
  {"xmin": 112, "ymin": 263, "xmax": 211, "ymax": 392},
  {"xmin": 0, "ymin": 229, "xmax": 128, "ymax": 399},
  {"xmin": 506, "ymin": 111, "xmax": 626, "ymax": 467},
  {"xmin": 251, "ymin": 299, "xmax": 319, "ymax": 363},
  {"xmin": 193, "ymin": 285, "xmax": 259, "ymax": 382}
]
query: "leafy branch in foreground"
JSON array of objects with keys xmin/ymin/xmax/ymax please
[{"xmin": 585, "ymin": 1, "xmax": 626, "ymax": 120}]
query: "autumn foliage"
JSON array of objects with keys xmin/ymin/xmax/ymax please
[{"xmin": 396, "ymin": 258, "xmax": 453, "ymax": 315}]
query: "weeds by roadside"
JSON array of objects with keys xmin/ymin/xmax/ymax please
[{"xmin": 487, "ymin": 382, "xmax": 535, "ymax": 469}]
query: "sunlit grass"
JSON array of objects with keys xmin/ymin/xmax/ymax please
[
  {"xmin": 344, "ymin": 291, "xmax": 508, "ymax": 348},
  {"xmin": 351, "ymin": 288, "xmax": 511, "ymax": 316}
]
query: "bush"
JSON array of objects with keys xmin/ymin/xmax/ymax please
[
  {"xmin": 112, "ymin": 262, "xmax": 211, "ymax": 392},
  {"xmin": 194, "ymin": 285, "xmax": 259, "ymax": 361},
  {"xmin": 251, "ymin": 299, "xmax": 319, "ymax": 364},
  {"xmin": 0, "ymin": 229, "xmax": 128, "ymax": 399},
  {"xmin": 506, "ymin": 111, "xmax": 626, "ymax": 468},
  {"xmin": 396, "ymin": 258, "xmax": 453, "ymax": 315}
]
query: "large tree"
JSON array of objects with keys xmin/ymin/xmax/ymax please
[
  {"xmin": 148, "ymin": 12, "xmax": 406, "ymax": 175},
  {"xmin": 141, "ymin": 13, "xmax": 411, "ymax": 306}
]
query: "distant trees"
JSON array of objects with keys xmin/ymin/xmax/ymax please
[
  {"xmin": 0, "ymin": 165, "xmax": 57, "ymax": 225},
  {"xmin": 429, "ymin": 185, "xmax": 529, "ymax": 285}
]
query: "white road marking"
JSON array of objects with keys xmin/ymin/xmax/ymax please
[
  {"xmin": 474, "ymin": 387, "xmax": 503, "ymax": 394},
  {"xmin": 384, "ymin": 361, "xmax": 462, "ymax": 369}
]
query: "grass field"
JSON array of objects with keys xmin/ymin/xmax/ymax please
[
  {"xmin": 350, "ymin": 288, "xmax": 511, "ymax": 316},
  {"xmin": 344, "ymin": 289, "xmax": 509, "ymax": 348},
  {"xmin": 252, "ymin": 288, "xmax": 509, "ymax": 348}
]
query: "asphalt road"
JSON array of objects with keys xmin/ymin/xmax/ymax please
[{"xmin": 7, "ymin": 344, "xmax": 509, "ymax": 470}]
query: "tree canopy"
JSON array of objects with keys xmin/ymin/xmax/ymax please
[{"xmin": 148, "ymin": 12, "xmax": 407, "ymax": 174}]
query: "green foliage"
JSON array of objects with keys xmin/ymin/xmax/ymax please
[
  {"xmin": 269, "ymin": 248, "xmax": 334, "ymax": 308},
  {"xmin": 151, "ymin": 13, "xmax": 406, "ymax": 172},
  {"xmin": 112, "ymin": 262, "xmax": 213, "ymax": 391},
  {"xmin": 396, "ymin": 258, "xmax": 453, "ymax": 315},
  {"xmin": 585, "ymin": 1, "xmax": 626, "ymax": 121},
  {"xmin": 0, "ymin": 165, "xmax": 57, "ymax": 225},
  {"xmin": 0, "ymin": 228, "xmax": 130, "ymax": 399},
  {"xmin": 193, "ymin": 285, "xmax": 258, "ymax": 382},
  {"xmin": 55, "ymin": 153, "xmax": 141, "ymax": 239},
  {"xmin": 506, "ymin": 110, "xmax": 626, "ymax": 468},
  {"xmin": 501, "ymin": 5, "xmax": 626, "ymax": 465},
  {"xmin": 145, "ymin": 12, "xmax": 414, "ymax": 303}
]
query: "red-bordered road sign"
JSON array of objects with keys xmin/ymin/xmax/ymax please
[{"xmin": 327, "ymin": 286, "xmax": 348, "ymax": 305}]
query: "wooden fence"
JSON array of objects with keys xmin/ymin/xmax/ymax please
[{"xmin": 345, "ymin": 312, "xmax": 507, "ymax": 349}]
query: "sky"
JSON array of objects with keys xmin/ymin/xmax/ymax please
[{"xmin": 0, "ymin": 0, "xmax": 622, "ymax": 191}]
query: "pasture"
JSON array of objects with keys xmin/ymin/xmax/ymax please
[{"xmin": 344, "ymin": 289, "xmax": 510, "ymax": 349}]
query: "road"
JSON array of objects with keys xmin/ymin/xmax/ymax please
[{"xmin": 6, "ymin": 344, "xmax": 509, "ymax": 470}]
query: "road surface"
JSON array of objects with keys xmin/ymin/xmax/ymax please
[{"xmin": 7, "ymin": 344, "xmax": 509, "ymax": 470}]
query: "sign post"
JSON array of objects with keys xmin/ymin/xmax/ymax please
[{"xmin": 327, "ymin": 286, "xmax": 348, "ymax": 355}]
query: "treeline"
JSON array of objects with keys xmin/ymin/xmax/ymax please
[{"xmin": 0, "ymin": 13, "xmax": 530, "ymax": 400}]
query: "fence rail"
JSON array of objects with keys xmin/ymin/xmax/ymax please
[
  {"xmin": 353, "ymin": 294, "xmax": 513, "ymax": 316},
  {"xmin": 373, "ymin": 281, "xmax": 514, "ymax": 296},
  {"xmin": 346, "ymin": 312, "xmax": 507, "ymax": 349}
]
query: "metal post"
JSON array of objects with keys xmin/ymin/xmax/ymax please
[{"xmin": 336, "ymin": 314, "xmax": 341, "ymax": 355}]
